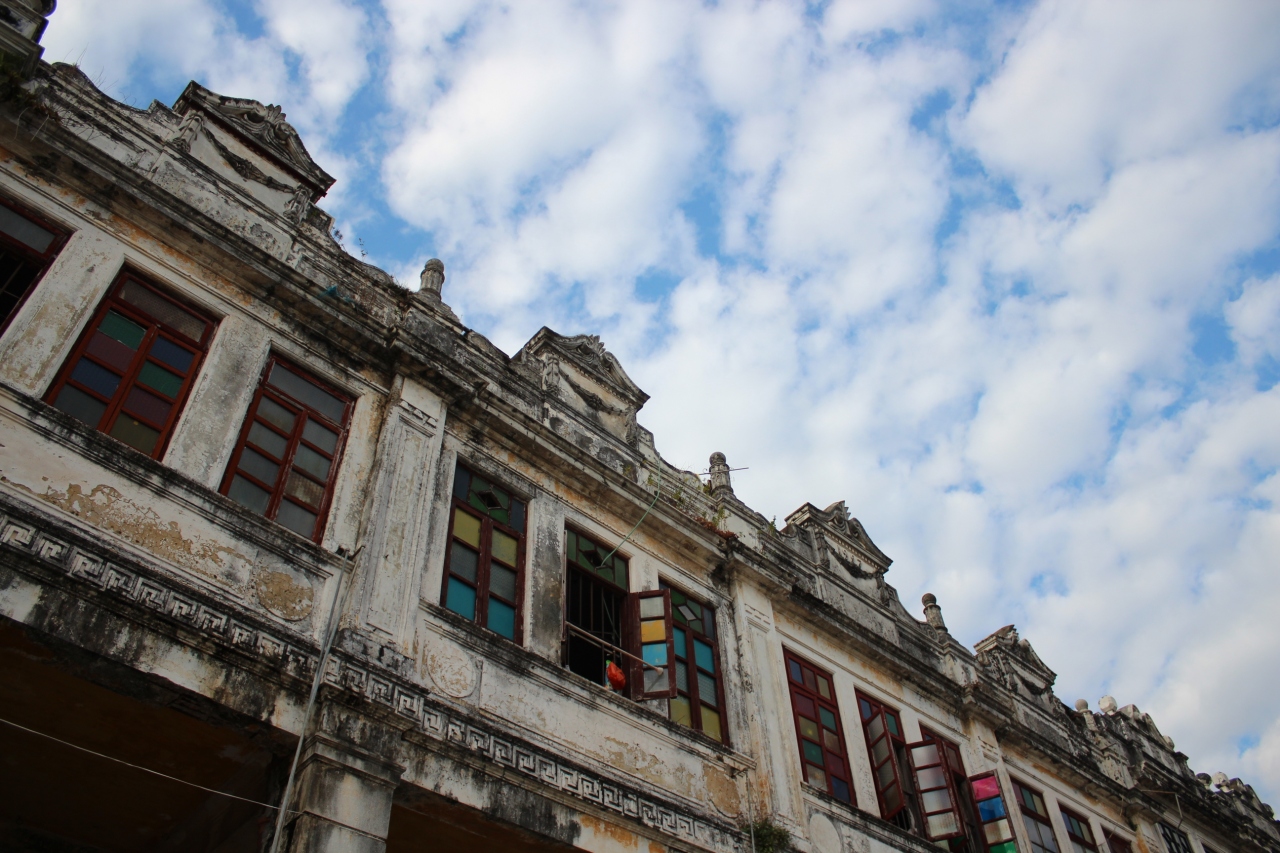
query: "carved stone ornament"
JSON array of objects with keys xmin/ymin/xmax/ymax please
[
  {"xmin": 423, "ymin": 636, "xmax": 478, "ymax": 698},
  {"xmin": 171, "ymin": 81, "xmax": 336, "ymax": 201}
]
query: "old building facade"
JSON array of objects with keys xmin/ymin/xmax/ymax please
[{"xmin": 0, "ymin": 4, "xmax": 1276, "ymax": 852}]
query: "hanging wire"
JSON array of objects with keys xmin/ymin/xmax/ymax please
[{"xmin": 0, "ymin": 715, "xmax": 292, "ymax": 813}]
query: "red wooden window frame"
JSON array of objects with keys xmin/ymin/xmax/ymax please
[
  {"xmin": 1101, "ymin": 830, "xmax": 1132, "ymax": 853},
  {"xmin": 858, "ymin": 691, "xmax": 909, "ymax": 822},
  {"xmin": 784, "ymin": 649, "xmax": 854, "ymax": 805},
  {"xmin": 907, "ymin": 732, "xmax": 966, "ymax": 842},
  {"xmin": 45, "ymin": 271, "xmax": 215, "ymax": 460},
  {"xmin": 662, "ymin": 581, "xmax": 728, "ymax": 744},
  {"xmin": 441, "ymin": 461, "xmax": 527, "ymax": 642},
  {"xmin": 1060, "ymin": 807, "xmax": 1098, "ymax": 853},
  {"xmin": 1012, "ymin": 779, "xmax": 1061, "ymax": 853},
  {"xmin": 968, "ymin": 772, "xmax": 1018, "ymax": 853},
  {"xmin": 624, "ymin": 588, "xmax": 676, "ymax": 700},
  {"xmin": 0, "ymin": 195, "xmax": 69, "ymax": 334},
  {"xmin": 219, "ymin": 356, "xmax": 351, "ymax": 543}
]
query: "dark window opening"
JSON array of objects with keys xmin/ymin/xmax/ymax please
[
  {"xmin": 858, "ymin": 691, "xmax": 917, "ymax": 829},
  {"xmin": 0, "ymin": 196, "xmax": 68, "ymax": 334},
  {"xmin": 1102, "ymin": 831, "xmax": 1132, "ymax": 853},
  {"xmin": 1157, "ymin": 824, "xmax": 1193, "ymax": 853},
  {"xmin": 46, "ymin": 271, "xmax": 214, "ymax": 459},
  {"xmin": 441, "ymin": 462, "xmax": 527, "ymax": 641},
  {"xmin": 1060, "ymin": 807, "xmax": 1098, "ymax": 853},
  {"xmin": 564, "ymin": 528, "xmax": 627, "ymax": 686},
  {"xmin": 220, "ymin": 357, "xmax": 351, "ymax": 542}
]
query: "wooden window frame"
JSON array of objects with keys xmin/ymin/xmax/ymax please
[
  {"xmin": 440, "ymin": 461, "xmax": 527, "ymax": 643},
  {"xmin": 661, "ymin": 581, "xmax": 728, "ymax": 744},
  {"xmin": 858, "ymin": 691, "xmax": 910, "ymax": 823},
  {"xmin": 623, "ymin": 588, "xmax": 676, "ymax": 701},
  {"xmin": 912, "ymin": 727, "xmax": 983, "ymax": 846},
  {"xmin": 0, "ymin": 194, "xmax": 69, "ymax": 334},
  {"xmin": 967, "ymin": 771, "xmax": 1019, "ymax": 853},
  {"xmin": 45, "ymin": 270, "xmax": 215, "ymax": 460},
  {"xmin": 219, "ymin": 355, "xmax": 352, "ymax": 543},
  {"xmin": 1059, "ymin": 807, "xmax": 1098, "ymax": 853},
  {"xmin": 1012, "ymin": 779, "xmax": 1061, "ymax": 853},
  {"xmin": 784, "ymin": 649, "xmax": 855, "ymax": 805},
  {"xmin": 1101, "ymin": 830, "xmax": 1132, "ymax": 853}
]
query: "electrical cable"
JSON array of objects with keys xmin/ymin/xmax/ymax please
[
  {"xmin": 0, "ymin": 714, "xmax": 292, "ymax": 813},
  {"xmin": 595, "ymin": 475, "xmax": 662, "ymax": 568}
]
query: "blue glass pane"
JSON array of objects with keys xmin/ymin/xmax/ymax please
[
  {"xmin": 673, "ymin": 626, "xmax": 687, "ymax": 659},
  {"xmin": 445, "ymin": 577, "xmax": 476, "ymax": 620},
  {"xmin": 452, "ymin": 465, "xmax": 470, "ymax": 500},
  {"xmin": 831, "ymin": 777, "xmax": 851, "ymax": 804},
  {"xmin": 488, "ymin": 598, "xmax": 515, "ymax": 639},
  {"xmin": 510, "ymin": 498, "xmax": 525, "ymax": 532},
  {"xmin": 694, "ymin": 638, "xmax": 714, "ymax": 672},
  {"xmin": 978, "ymin": 797, "xmax": 1006, "ymax": 821},
  {"xmin": 642, "ymin": 643, "xmax": 667, "ymax": 666}
]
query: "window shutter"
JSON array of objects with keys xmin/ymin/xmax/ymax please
[
  {"xmin": 863, "ymin": 706, "xmax": 907, "ymax": 819},
  {"xmin": 626, "ymin": 589, "xmax": 676, "ymax": 700},
  {"xmin": 968, "ymin": 772, "xmax": 1019, "ymax": 853},
  {"xmin": 907, "ymin": 739, "xmax": 964, "ymax": 841}
]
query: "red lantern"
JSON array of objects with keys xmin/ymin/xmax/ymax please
[{"xmin": 606, "ymin": 659, "xmax": 627, "ymax": 691}]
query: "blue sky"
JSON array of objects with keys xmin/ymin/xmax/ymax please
[{"xmin": 44, "ymin": 0, "xmax": 1280, "ymax": 806}]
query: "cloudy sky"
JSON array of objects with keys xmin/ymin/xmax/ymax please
[{"xmin": 44, "ymin": 0, "xmax": 1280, "ymax": 807}]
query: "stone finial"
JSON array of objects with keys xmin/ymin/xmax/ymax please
[
  {"xmin": 419, "ymin": 258, "xmax": 445, "ymax": 297},
  {"xmin": 1075, "ymin": 699, "xmax": 1089, "ymax": 712},
  {"xmin": 1212, "ymin": 772, "xmax": 1230, "ymax": 788},
  {"xmin": 922, "ymin": 593, "xmax": 947, "ymax": 633},
  {"xmin": 708, "ymin": 452, "xmax": 733, "ymax": 495},
  {"xmin": 1099, "ymin": 695, "xmax": 1118, "ymax": 713}
]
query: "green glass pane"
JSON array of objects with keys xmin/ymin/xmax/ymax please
[
  {"xmin": 886, "ymin": 712, "xmax": 901, "ymax": 737},
  {"xmin": 487, "ymin": 598, "xmax": 515, "ymax": 638},
  {"xmin": 98, "ymin": 310, "xmax": 145, "ymax": 349},
  {"xmin": 820, "ymin": 707, "xmax": 837, "ymax": 730},
  {"xmin": 988, "ymin": 843, "xmax": 1018, "ymax": 853},
  {"xmin": 673, "ymin": 626, "xmax": 687, "ymax": 658},
  {"xmin": 137, "ymin": 360, "xmax": 183, "ymax": 398},
  {"xmin": 445, "ymin": 577, "xmax": 476, "ymax": 620},
  {"xmin": 803, "ymin": 740, "xmax": 824, "ymax": 764}
]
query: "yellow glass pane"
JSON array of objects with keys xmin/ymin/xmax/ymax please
[
  {"xmin": 492, "ymin": 529, "xmax": 518, "ymax": 565},
  {"xmin": 641, "ymin": 619, "xmax": 666, "ymax": 643},
  {"xmin": 701, "ymin": 706, "xmax": 721, "ymax": 740},
  {"xmin": 670, "ymin": 697, "xmax": 692, "ymax": 727},
  {"xmin": 453, "ymin": 509, "xmax": 481, "ymax": 547}
]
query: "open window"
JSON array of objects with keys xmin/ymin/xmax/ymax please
[
  {"xmin": 858, "ymin": 692, "xmax": 910, "ymax": 824},
  {"xmin": 1156, "ymin": 824, "xmax": 1193, "ymax": 853},
  {"xmin": 562, "ymin": 529, "xmax": 675, "ymax": 700},
  {"xmin": 46, "ymin": 271, "xmax": 215, "ymax": 459},
  {"xmin": 968, "ymin": 773, "xmax": 1018, "ymax": 853},
  {"xmin": 907, "ymin": 737, "xmax": 965, "ymax": 842},
  {"xmin": 0, "ymin": 195, "xmax": 69, "ymax": 334}
]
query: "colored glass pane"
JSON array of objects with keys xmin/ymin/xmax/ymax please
[
  {"xmin": 449, "ymin": 543, "xmax": 478, "ymax": 583},
  {"xmin": 446, "ymin": 577, "xmax": 476, "ymax": 619},
  {"xmin": 137, "ymin": 361, "xmax": 183, "ymax": 397},
  {"xmin": 109, "ymin": 416, "xmax": 159, "ymax": 454},
  {"xmin": 794, "ymin": 695, "xmax": 815, "ymax": 717},
  {"xmin": 701, "ymin": 707, "xmax": 721, "ymax": 740},
  {"xmin": 675, "ymin": 660, "xmax": 688, "ymax": 691},
  {"xmin": 820, "ymin": 707, "xmax": 836, "ymax": 730},
  {"xmin": 799, "ymin": 717, "xmax": 819, "ymax": 740},
  {"xmin": 275, "ymin": 501, "xmax": 317, "ymax": 538},
  {"xmin": 72, "ymin": 358, "xmax": 121, "ymax": 398},
  {"xmin": 149, "ymin": 336, "xmax": 194, "ymax": 372},
  {"xmin": 816, "ymin": 675, "xmax": 831, "ymax": 699},
  {"xmin": 670, "ymin": 697, "xmax": 692, "ymax": 726},
  {"xmin": 972, "ymin": 775, "xmax": 1001, "ymax": 800},
  {"xmin": 453, "ymin": 509, "xmax": 481, "ymax": 547},
  {"xmin": 803, "ymin": 740, "xmax": 824, "ymax": 764},
  {"xmin": 642, "ymin": 643, "xmax": 667, "ymax": 666},
  {"xmin": 823, "ymin": 729, "xmax": 840, "ymax": 752},
  {"xmin": 99, "ymin": 311, "xmax": 146, "ymax": 349},
  {"xmin": 267, "ymin": 362, "xmax": 345, "ymax": 422},
  {"xmin": 641, "ymin": 619, "xmax": 666, "ymax": 643},
  {"xmin": 805, "ymin": 764, "xmax": 826, "ymax": 789},
  {"xmin": 491, "ymin": 565, "xmax": 517, "ymax": 601},
  {"xmin": 53, "ymin": 385, "xmax": 106, "ymax": 425},
  {"xmin": 789, "ymin": 660, "xmax": 802, "ymax": 683},
  {"xmin": 694, "ymin": 638, "xmax": 714, "ymax": 672},
  {"xmin": 831, "ymin": 777, "xmax": 851, "ymax": 804},
  {"xmin": 488, "ymin": 599, "xmax": 515, "ymax": 639},
  {"xmin": 492, "ymin": 529, "xmax": 518, "ymax": 565},
  {"xmin": 119, "ymin": 279, "xmax": 207, "ymax": 342},
  {"xmin": 985, "ymin": 819, "xmax": 1013, "ymax": 843},
  {"xmin": 978, "ymin": 797, "xmax": 1006, "ymax": 820},
  {"xmin": 86, "ymin": 332, "xmax": 135, "ymax": 371},
  {"xmin": 122, "ymin": 386, "xmax": 170, "ymax": 423},
  {"xmin": 697, "ymin": 672, "xmax": 717, "ymax": 706}
]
